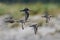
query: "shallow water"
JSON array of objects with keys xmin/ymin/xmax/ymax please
[{"xmin": 0, "ymin": 15, "xmax": 60, "ymax": 40}]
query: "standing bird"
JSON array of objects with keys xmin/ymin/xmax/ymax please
[
  {"xmin": 30, "ymin": 24, "xmax": 39, "ymax": 34},
  {"xmin": 42, "ymin": 10, "xmax": 52, "ymax": 23},
  {"xmin": 19, "ymin": 20, "xmax": 25, "ymax": 30},
  {"xmin": 4, "ymin": 16, "xmax": 15, "ymax": 23},
  {"xmin": 20, "ymin": 8, "xmax": 31, "ymax": 22}
]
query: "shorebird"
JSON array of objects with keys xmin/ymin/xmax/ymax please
[
  {"xmin": 30, "ymin": 24, "xmax": 39, "ymax": 34},
  {"xmin": 19, "ymin": 20, "xmax": 25, "ymax": 30},
  {"xmin": 4, "ymin": 16, "xmax": 15, "ymax": 23},
  {"xmin": 20, "ymin": 8, "xmax": 31, "ymax": 22},
  {"xmin": 42, "ymin": 10, "xmax": 52, "ymax": 23}
]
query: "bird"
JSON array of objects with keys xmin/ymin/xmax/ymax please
[
  {"xmin": 19, "ymin": 20, "xmax": 25, "ymax": 30},
  {"xmin": 42, "ymin": 10, "xmax": 52, "ymax": 23},
  {"xmin": 4, "ymin": 16, "xmax": 15, "ymax": 23},
  {"xmin": 30, "ymin": 24, "xmax": 39, "ymax": 34},
  {"xmin": 20, "ymin": 8, "xmax": 31, "ymax": 22}
]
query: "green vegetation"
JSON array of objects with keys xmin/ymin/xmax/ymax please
[
  {"xmin": 0, "ymin": 3, "xmax": 60, "ymax": 19},
  {"xmin": 0, "ymin": 2, "xmax": 59, "ymax": 28}
]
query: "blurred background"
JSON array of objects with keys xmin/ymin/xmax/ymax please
[{"xmin": 0, "ymin": 0, "xmax": 60, "ymax": 19}]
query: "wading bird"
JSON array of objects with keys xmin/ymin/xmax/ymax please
[
  {"xmin": 42, "ymin": 10, "xmax": 52, "ymax": 23},
  {"xmin": 17, "ymin": 19, "xmax": 30, "ymax": 30},
  {"xmin": 30, "ymin": 24, "xmax": 39, "ymax": 34},
  {"xmin": 4, "ymin": 16, "xmax": 15, "ymax": 23},
  {"xmin": 19, "ymin": 20, "xmax": 25, "ymax": 30},
  {"xmin": 20, "ymin": 8, "xmax": 31, "ymax": 22}
]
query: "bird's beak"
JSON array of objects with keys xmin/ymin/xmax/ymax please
[{"xmin": 20, "ymin": 10, "xmax": 23, "ymax": 12}]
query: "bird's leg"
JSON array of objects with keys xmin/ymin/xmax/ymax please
[
  {"xmin": 48, "ymin": 16, "xmax": 51, "ymax": 20},
  {"xmin": 23, "ymin": 21, "xmax": 26, "ymax": 25},
  {"xmin": 46, "ymin": 18, "xmax": 49, "ymax": 23},
  {"xmin": 34, "ymin": 27, "xmax": 37, "ymax": 35},
  {"xmin": 22, "ymin": 23, "xmax": 24, "ymax": 30}
]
